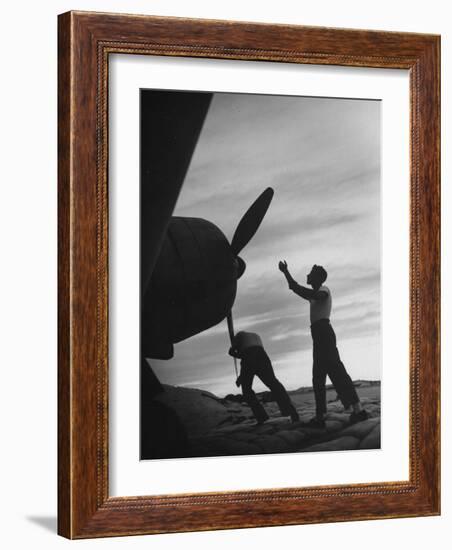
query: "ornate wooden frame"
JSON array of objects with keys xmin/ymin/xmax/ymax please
[{"xmin": 58, "ymin": 11, "xmax": 440, "ymax": 539}]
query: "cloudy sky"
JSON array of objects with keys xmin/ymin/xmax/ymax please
[{"xmin": 151, "ymin": 92, "xmax": 381, "ymax": 397}]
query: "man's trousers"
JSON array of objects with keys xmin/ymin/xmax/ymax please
[
  {"xmin": 310, "ymin": 318, "xmax": 359, "ymax": 417},
  {"xmin": 240, "ymin": 346, "xmax": 297, "ymax": 423}
]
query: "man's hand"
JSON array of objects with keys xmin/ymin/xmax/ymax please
[
  {"xmin": 279, "ymin": 260, "xmax": 312, "ymax": 301},
  {"xmin": 278, "ymin": 260, "xmax": 288, "ymax": 273},
  {"xmin": 235, "ymin": 376, "xmax": 242, "ymax": 388}
]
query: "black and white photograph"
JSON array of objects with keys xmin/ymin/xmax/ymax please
[{"xmin": 140, "ymin": 89, "xmax": 381, "ymax": 460}]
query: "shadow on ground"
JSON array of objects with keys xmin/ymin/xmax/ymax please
[{"xmin": 26, "ymin": 516, "xmax": 57, "ymax": 533}]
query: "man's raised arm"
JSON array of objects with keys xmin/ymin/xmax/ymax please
[{"xmin": 278, "ymin": 260, "xmax": 327, "ymax": 300}]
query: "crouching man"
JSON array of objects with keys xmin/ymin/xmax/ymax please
[{"xmin": 229, "ymin": 331, "xmax": 299, "ymax": 425}]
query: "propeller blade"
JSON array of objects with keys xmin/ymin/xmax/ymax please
[
  {"xmin": 226, "ymin": 312, "xmax": 238, "ymax": 378},
  {"xmin": 226, "ymin": 311, "xmax": 235, "ymax": 344},
  {"xmin": 230, "ymin": 187, "xmax": 274, "ymax": 256}
]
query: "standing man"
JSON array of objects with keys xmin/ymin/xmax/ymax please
[
  {"xmin": 229, "ymin": 331, "xmax": 299, "ymax": 425},
  {"xmin": 278, "ymin": 261, "xmax": 368, "ymax": 427}
]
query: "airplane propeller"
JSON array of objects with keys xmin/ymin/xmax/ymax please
[
  {"xmin": 227, "ymin": 187, "xmax": 274, "ymax": 386},
  {"xmin": 230, "ymin": 187, "xmax": 274, "ymax": 282},
  {"xmin": 226, "ymin": 312, "xmax": 238, "ymax": 378},
  {"xmin": 230, "ymin": 187, "xmax": 274, "ymax": 257}
]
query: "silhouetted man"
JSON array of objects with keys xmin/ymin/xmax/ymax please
[
  {"xmin": 278, "ymin": 262, "xmax": 368, "ymax": 427},
  {"xmin": 229, "ymin": 331, "xmax": 299, "ymax": 425}
]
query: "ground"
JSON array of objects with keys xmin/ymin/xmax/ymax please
[{"xmin": 152, "ymin": 381, "xmax": 381, "ymax": 459}]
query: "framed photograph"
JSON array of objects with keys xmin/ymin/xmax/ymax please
[{"xmin": 58, "ymin": 11, "xmax": 440, "ymax": 538}]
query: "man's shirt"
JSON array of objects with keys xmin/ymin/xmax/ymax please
[
  {"xmin": 230, "ymin": 331, "xmax": 263, "ymax": 357},
  {"xmin": 309, "ymin": 285, "xmax": 332, "ymax": 324}
]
